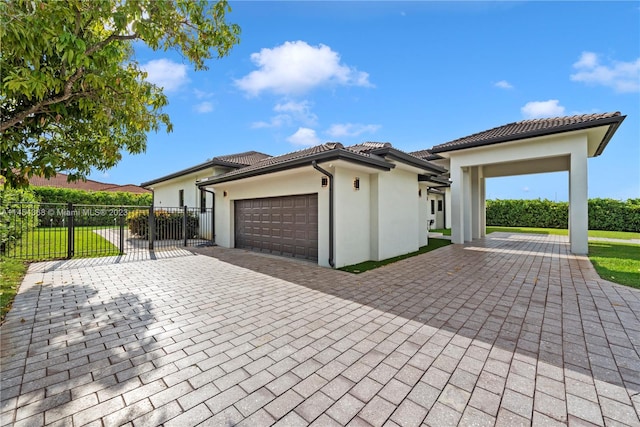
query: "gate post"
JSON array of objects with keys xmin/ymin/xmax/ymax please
[
  {"xmin": 149, "ymin": 205, "xmax": 155, "ymax": 251},
  {"xmin": 183, "ymin": 205, "xmax": 188, "ymax": 247},
  {"xmin": 119, "ymin": 206, "xmax": 125, "ymax": 255},
  {"xmin": 67, "ymin": 202, "xmax": 74, "ymax": 259}
]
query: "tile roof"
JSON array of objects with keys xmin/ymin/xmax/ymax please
[
  {"xmin": 141, "ymin": 150, "xmax": 273, "ymax": 187},
  {"xmin": 27, "ymin": 173, "xmax": 150, "ymax": 194},
  {"xmin": 348, "ymin": 142, "xmax": 447, "ymax": 174},
  {"xmin": 198, "ymin": 142, "xmax": 399, "ymax": 185},
  {"xmin": 214, "ymin": 151, "xmax": 271, "ymax": 166},
  {"xmin": 430, "ymin": 112, "xmax": 625, "ymax": 154},
  {"xmin": 408, "ymin": 149, "xmax": 443, "ymax": 161}
]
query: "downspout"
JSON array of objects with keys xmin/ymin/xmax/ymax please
[
  {"xmin": 201, "ymin": 188, "xmax": 216, "ymax": 243},
  {"xmin": 312, "ymin": 161, "xmax": 335, "ymax": 268}
]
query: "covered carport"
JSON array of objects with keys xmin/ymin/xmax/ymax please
[{"xmin": 429, "ymin": 112, "xmax": 626, "ymax": 254}]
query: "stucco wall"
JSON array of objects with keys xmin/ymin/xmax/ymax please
[
  {"xmin": 373, "ymin": 167, "xmax": 420, "ymax": 260},
  {"xmin": 333, "ymin": 166, "xmax": 371, "ymax": 268},
  {"xmin": 149, "ymin": 167, "xmax": 230, "ymax": 209},
  {"xmin": 206, "ymin": 167, "xmax": 331, "ymax": 267}
]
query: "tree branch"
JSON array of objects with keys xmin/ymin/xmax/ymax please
[{"xmin": 2, "ymin": 32, "xmax": 139, "ymax": 133}]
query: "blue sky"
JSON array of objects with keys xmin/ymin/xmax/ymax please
[{"xmin": 89, "ymin": 1, "xmax": 640, "ymax": 201}]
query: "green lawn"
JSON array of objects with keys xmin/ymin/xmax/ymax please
[
  {"xmin": 0, "ymin": 257, "xmax": 28, "ymax": 322},
  {"xmin": 6, "ymin": 226, "xmax": 120, "ymax": 260},
  {"xmin": 339, "ymin": 238, "xmax": 452, "ymax": 273},
  {"xmin": 588, "ymin": 241, "xmax": 640, "ymax": 288},
  {"xmin": 433, "ymin": 227, "xmax": 639, "ymax": 241}
]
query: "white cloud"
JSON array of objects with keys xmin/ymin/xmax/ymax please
[
  {"xmin": 326, "ymin": 123, "xmax": 381, "ymax": 138},
  {"xmin": 194, "ymin": 102, "xmax": 214, "ymax": 113},
  {"xmin": 570, "ymin": 51, "xmax": 640, "ymax": 93},
  {"xmin": 193, "ymin": 89, "xmax": 214, "ymax": 99},
  {"xmin": 521, "ymin": 100, "xmax": 565, "ymax": 119},
  {"xmin": 274, "ymin": 100, "xmax": 318, "ymax": 125},
  {"xmin": 522, "ymin": 186, "xmax": 530, "ymax": 192},
  {"xmin": 252, "ymin": 100, "xmax": 317, "ymax": 129},
  {"xmin": 287, "ymin": 127, "xmax": 321, "ymax": 146},
  {"xmin": 494, "ymin": 80, "xmax": 513, "ymax": 89},
  {"xmin": 235, "ymin": 41, "xmax": 372, "ymax": 96},
  {"xmin": 141, "ymin": 59, "xmax": 188, "ymax": 92}
]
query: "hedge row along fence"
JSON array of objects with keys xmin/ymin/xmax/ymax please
[
  {"xmin": 486, "ymin": 198, "xmax": 640, "ymax": 232},
  {"xmin": 126, "ymin": 209, "xmax": 199, "ymax": 240},
  {"xmin": 31, "ymin": 187, "xmax": 152, "ymax": 227},
  {"xmin": 1, "ymin": 187, "xmax": 40, "ymax": 253}
]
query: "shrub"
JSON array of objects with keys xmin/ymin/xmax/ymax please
[
  {"xmin": 486, "ymin": 198, "xmax": 639, "ymax": 232},
  {"xmin": 126, "ymin": 209, "xmax": 199, "ymax": 240},
  {"xmin": 1, "ymin": 186, "xmax": 39, "ymax": 253},
  {"xmin": 32, "ymin": 187, "xmax": 151, "ymax": 227}
]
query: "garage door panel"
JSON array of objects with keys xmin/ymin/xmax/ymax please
[{"xmin": 235, "ymin": 194, "xmax": 318, "ymax": 262}]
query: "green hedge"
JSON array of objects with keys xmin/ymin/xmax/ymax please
[
  {"xmin": 1, "ymin": 186, "xmax": 40, "ymax": 253},
  {"xmin": 31, "ymin": 187, "xmax": 151, "ymax": 227},
  {"xmin": 486, "ymin": 198, "xmax": 640, "ymax": 232},
  {"xmin": 32, "ymin": 187, "xmax": 151, "ymax": 206},
  {"xmin": 126, "ymin": 209, "xmax": 199, "ymax": 240}
]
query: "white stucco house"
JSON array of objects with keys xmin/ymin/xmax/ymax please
[{"xmin": 141, "ymin": 112, "xmax": 625, "ymax": 267}]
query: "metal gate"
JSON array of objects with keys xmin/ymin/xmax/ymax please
[{"xmin": 1, "ymin": 203, "xmax": 214, "ymax": 261}]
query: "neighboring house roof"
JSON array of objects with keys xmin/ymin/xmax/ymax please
[
  {"xmin": 141, "ymin": 150, "xmax": 271, "ymax": 187},
  {"xmin": 430, "ymin": 112, "xmax": 626, "ymax": 155},
  {"xmin": 197, "ymin": 142, "xmax": 447, "ymax": 187},
  {"xmin": 26, "ymin": 173, "xmax": 150, "ymax": 194}
]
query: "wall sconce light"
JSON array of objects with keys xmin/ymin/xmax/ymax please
[
  {"xmin": 321, "ymin": 177, "xmax": 328, "ymax": 187},
  {"xmin": 353, "ymin": 177, "xmax": 360, "ymax": 191},
  {"xmin": 223, "ymin": 191, "xmax": 228, "ymax": 197},
  {"xmin": 418, "ymin": 189, "xmax": 422, "ymax": 197}
]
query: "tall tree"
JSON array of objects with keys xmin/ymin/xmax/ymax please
[{"xmin": 0, "ymin": 0, "xmax": 240, "ymax": 187}]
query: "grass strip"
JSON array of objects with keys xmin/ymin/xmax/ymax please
[
  {"xmin": 339, "ymin": 238, "xmax": 451, "ymax": 274},
  {"xmin": 0, "ymin": 257, "xmax": 28, "ymax": 322},
  {"xmin": 588, "ymin": 241, "xmax": 640, "ymax": 289}
]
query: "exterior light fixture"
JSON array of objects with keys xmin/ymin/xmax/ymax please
[
  {"xmin": 418, "ymin": 189, "xmax": 422, "ymax": 197},
  {"xmin": 353, "ymin": 177, "xmax": 360, "ymax": 190},
  {"xmin": 321, "ymin": 177, "xmax": 328, "ymax": 187},
  {"xmin": 223, "ymin": 191, "xmax": 228, "ymax": 197}
]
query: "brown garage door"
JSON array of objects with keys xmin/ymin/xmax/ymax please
[{"xmin": 234, "ymin": 194, "xmax": 318, "ymax": 261}]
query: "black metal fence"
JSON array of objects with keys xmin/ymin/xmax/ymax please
[{"xmin": 2, "ymin": 203, "xmax": 214, "ymax": 261}]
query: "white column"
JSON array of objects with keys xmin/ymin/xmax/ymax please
[
  {"xmin": 480, "ymin": 166, "xmax": 486, "ymax": 237},
  {"xmin": 569, "ymin": 147, "xmax": 589, "ymax": 254},
  {"xmin": 450, "ymin": 163, "xmax": 465, "ymax": 245},
  {"xmin": 463, "ymin": 167, "xmax": 472, "ymax": 242},
  {"xmin": 471, "ymin": 166, "xmax": 481, "ymax": 240}
]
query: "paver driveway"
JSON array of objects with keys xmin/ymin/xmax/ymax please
[{"xmin": 1, "ymin": 233, "xmax": 639, "ymax": 426}]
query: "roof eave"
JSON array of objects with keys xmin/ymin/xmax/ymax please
[
  {"xmin": 369, "ymin": 147, "xmax": 447, "ymax": 174},
  {"xmin": 593, "ymin": 115, "xmax": 626, "ymax": 157},
  {"xmin": 430, "ymin": 115, "xmax": 627, "ymax": 154},
  {"xmin": 141, "ymin": 159, "xmax": 245, "ymax": 187},
  {"xmin": 197, "ymin": 149, "xmax": 394, "ymax": 187}
]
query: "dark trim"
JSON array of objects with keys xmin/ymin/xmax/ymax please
[
  {"xmin": 312, "ymin": 161, "xmax": 335, "ymax": 268},
  {"xmin": 141, "ymin": 159, "xmax": 244, "ymax": 187},
  {"xmin": 594, "ymin": 116, "xmax": 626, "ymax": 156},
  {"xmin": 418, "ymin": 175, "xmax": 450, "ymax": 186},
  {"xmin": 197, "ymin": 149, "xmax": 393, "ymax": 187},
  {"xmin": 369, "ymin": 147, "xmax": 447, "ymax": 174},
  {"xmin": 430, "ymin": 115, "xmax": 626, "ymax": 154}
]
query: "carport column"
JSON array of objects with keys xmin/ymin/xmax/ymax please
[
  {"xmin": 463, "ymin": 167, "xmax": 472, "ymax": 242},
  {"xmin": 480, "ymin": 167, "xmax": 486, "ymax": 238},
  {"xmin": 449, "ymin": 162, "xmax": 465, "ymax": 245},
  {"xmin": 471, "ymin": 166, "xmax": 481, "ymax": 240},
  {"xmin": 569, "ymin": 146, "xmax": 589, "ymax": 254}
]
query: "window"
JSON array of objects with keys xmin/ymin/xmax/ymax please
[
  {"xmin": 438, "ymin": 200, "xmax": 443, "ymax": 211},
  {"xmin": 179, "ymin": 189, "xmax": 184, "ymax": 207},
  {"xmin": 430, "ymin": 200, "xmax": 435, "ymax": 215},
  {"xmin": 200, "ymin": 190, "xmax": 207, "ymax": 213}
]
